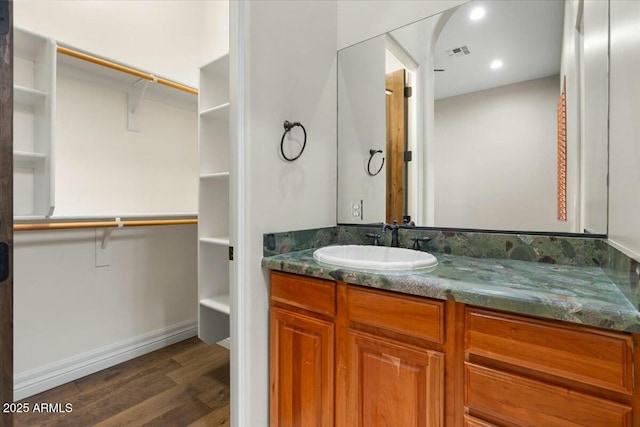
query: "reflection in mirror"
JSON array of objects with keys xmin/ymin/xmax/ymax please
[{"xmin": 337, "ymin": 0, "xmax": 609, "ymax": 234}]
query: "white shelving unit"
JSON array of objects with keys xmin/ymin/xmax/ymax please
[
  {"xmin": 198, "ymin": 54, "xmax": 231, "ymax": 346},
  {"xmin": 14, "ymin": 28, "xmax": 56, "ymax": 217}
]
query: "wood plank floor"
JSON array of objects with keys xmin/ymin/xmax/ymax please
[{"xmin": 14, "ymin": 337, "xmax": 230, "ymax": 427}]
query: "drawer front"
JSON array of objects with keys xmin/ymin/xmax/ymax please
[
  {"xmin": 271, "ymin": 272, "xmax": 336, "ymax": 317},
  {"xmin": 466, "ymin": 308, "xmax": 633, "ymax": 394},
  {"xmin": 465, "ymin": 363, "xmax": 632, "ymax": 427},
  {"xmin": 347, "ymin": 286, "xmax": 444, "ymax": 343}
]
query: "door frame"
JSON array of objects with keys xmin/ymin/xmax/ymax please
[{"xmin": 0, "ymin": 0, "xmax": 14, "ymax": 423}]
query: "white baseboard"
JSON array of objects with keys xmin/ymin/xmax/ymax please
[{"xmin": 14, "ymin": 320, "xmax": 198, "ymax": 401}]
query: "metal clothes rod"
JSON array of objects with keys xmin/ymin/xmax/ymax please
[
  {"xmin": 14, "ymin": 218, "xmax": 197, "ymax": 232},
  {"xmin": 57, "ymin": 46, "xmax": 199, "ymax": 96}
]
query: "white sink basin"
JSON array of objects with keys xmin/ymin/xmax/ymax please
[{"xmin": 313, "ymin": 245, "xmax": 438, "ymax": 271}]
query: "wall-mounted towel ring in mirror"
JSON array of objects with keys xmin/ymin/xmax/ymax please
[
  {"xmin": 280, "ymin": 120, "xmax": 307, "ymax": 161},
  {"xmin": 367, "ymin": 149, "xmax": 385, "ymax": 176}
]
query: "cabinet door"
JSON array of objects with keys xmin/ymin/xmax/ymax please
[
  {"xmin": 345, "ymin": 331, "xmax": 444, "ymax": 427},
  {"xmin": 270, "ymin": 307, "xmax": 334, "ymax": 427}
]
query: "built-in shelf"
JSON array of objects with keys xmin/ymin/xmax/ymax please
[
  {"xmin": 14, "ymin": 27, "xmax": 56, "ymax": 217},
  {"xmin": 200, "ymin": 236, "xmax": 230, "ymax": 246},
  {"xmin": 198, "ymin": 53, "xmax": 230, "ymax": 345},
  {"xmin": 14, "ymin": 150, "xmax": 46, "ymax": 162},
  {"xmin": 200, "ymin": 295, "xmax": 230, "ymax": 315},
  {"xmin": 200, "ymin": 103, "xmax": 230, "ymax": 121},
  {"xmin": 14, "ymin": 85, "xmax": 47, "ymax": 107},
  {"xmin": 199, "ymin": 172, "xmax": 230, "ymax": 179}
]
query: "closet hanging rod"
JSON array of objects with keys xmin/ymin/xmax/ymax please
[
  {"xmin": 57, "ymin": 46, "xmax": 199, "ymax": 96},
  {"xmin": 14, "ymin": 218, "xmax": 197, "ymax": 232}
]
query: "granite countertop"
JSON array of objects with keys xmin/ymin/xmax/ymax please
[{"xmin": 262, "ymin": 248, "xmax": 640, "ymax": 333}]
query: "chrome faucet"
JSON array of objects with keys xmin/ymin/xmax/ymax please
[{"xmin": 382, "ymin": 221, "xmax": 400, "ymax": 247}]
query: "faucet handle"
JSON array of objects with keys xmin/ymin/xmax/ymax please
[
  {"xmin": 366, "ymin": 233, "xmax": 382, "ymax": 246},
  {"xmin": 410, "ymin": 236, "xmax": 432, "ymax": 250}
]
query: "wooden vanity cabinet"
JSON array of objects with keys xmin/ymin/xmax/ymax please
[
  {"xmin": 464, "ymin": 307, "xmax": 635, "ymax": 427},
  {"xmin": 269, "ymin": 271, "xmax": 640, "ymax": 427},
  {"xmin": 270, "ymin": 272, "xmax": 336, "ymax": 427},
  {"xmin": 270, "ymin": 271, "xmax": 455, "ymax": 427},
  {"xmin": 337, "ymin": 285, "xmax": 448, "ymax": 427}
]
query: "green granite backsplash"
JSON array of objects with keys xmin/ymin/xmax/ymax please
[
  {"xmin": 335, "ymin": 226, "xmax": 606, "ymax": 267},
  {"xmin": 603, "ymin": 244, "xmax": 640, "ymax": 309},
  {"xmin": 263, "ymin": 226, "xmax": 337, "ymax": 257},
  {"xmin": 264, "ymin": 225, "xmax": 607, "ymax": 267}
]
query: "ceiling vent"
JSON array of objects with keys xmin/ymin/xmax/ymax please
[{"xmin": 446, "ymin": 46, "xmax": 470, "ymax": 57}]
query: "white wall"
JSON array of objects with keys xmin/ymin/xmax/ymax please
[
  {"xmin": 337, "ymin": 0, "xmax": 466, "ymax": 50},
  {"xmin": 13, "ymin": 225, "xmax": 197, "ymax": 373},
  {"xmin": 14, "ymin": 0, "xmax": 223, "ymax": 87},
  {"xmin": 202, "ymin": 1, "xmax": 231, "ymax": 65},
  {"xmin": 13, "ymin": 0, "xmax": 228, "ymax": 397},
  {"xmin": 231, "ymin": 1, "xmax": 337, "ymax": 425},
  {"xmin": 54, "ymin": 72, "xmax": 198, "ymax": 216},
  {"xmin": 434, "ymin": 76, "xmax": 571, "ymax": 232},
  {"xmin": 608, "ymin": 0, "xmax": 640, "ymax": 260},
  {"xmin": 337, "ymin": 35, "xmax": 386, "ymax": 223},
  {"xmin": 580, "ymin": 0, "xmax": 609, "ymax": 234}
]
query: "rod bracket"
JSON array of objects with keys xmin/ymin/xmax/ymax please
[
  {"xmin": 100, "ymin": 228, "xmax": 113, "ymax": 250},
  {"xmin": 100, "ymin": 217, "xmax": 122, "ymax": 249},
  {"xmin": 128, "ymin": 79, "xmax": 150, "ymax": 132}
]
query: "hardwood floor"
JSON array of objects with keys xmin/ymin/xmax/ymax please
[{"xmin": 14, "ymin": 337, "xmax": 230, "ymax": 427}]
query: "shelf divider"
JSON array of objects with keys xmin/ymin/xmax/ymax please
[
  {"xmin": 199, "ymin": 236, "xmax": 230, "ymax": 246},
  {"xmin": 200, "ymin": 295, "xmax": 230, "ymax": 315},
  {"xmin": 14, "ymin": 151, "xmax": 46, "ymax": 163},
  {"xmin": 14, "ymin": 85, "xmax": 47, "ymax": 107},
  {"xmin": 200, "ymin": 172, "xmax": 230, "ymax": 179}
]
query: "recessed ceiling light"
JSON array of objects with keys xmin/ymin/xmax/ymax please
[
  {"xmin": 470, "ymin": 7, "xmax": 486, "ymax": 21},
  {"xmin": 490, "ymin": 60, "xmax": 503, "ymax": 70}
]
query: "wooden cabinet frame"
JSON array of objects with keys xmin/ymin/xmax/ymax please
[{"xmin": 269, "ymin": 272, "xmax": 640, "ymax": 427}]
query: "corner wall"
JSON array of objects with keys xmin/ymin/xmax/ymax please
[
  {"xmin": 232, "ymin": 1, "xmax": 338, "ymax": 425},
  {"xmin": 608, "ymin": 0, "xmax": 640, "ymax": 260}
]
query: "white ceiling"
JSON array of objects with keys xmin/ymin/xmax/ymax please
[{"xmin": 433, "ymin": 0, "xmax": 565, "ymax": 99}]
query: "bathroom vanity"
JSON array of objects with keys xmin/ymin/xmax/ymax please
[{"xmin": 264, "ymin": 244, "xmax": 640, "ymax": 426}]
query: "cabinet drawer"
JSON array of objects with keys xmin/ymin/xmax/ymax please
[
  {"xmin": 465, "ymin": 363, "xmax": 632, "ymax": 427},
  {"xmin": 466, "ymin": 308, "xmax": 633, "ymax": 394},
  {"xmin": 347, "ymin": 286, "xmax": 444, "ymax": 343},
  {"xmin": 271, "ymin": 272, "xmax": 336, "ymax": 317}
]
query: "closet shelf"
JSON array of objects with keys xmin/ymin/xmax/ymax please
[
  {"xmin": 200, "ymin": 236, "xmax": 230, "ymax": 246},
  {"xmin": 199, "ymin": 103, "xmax": 230, "ymax": 120},
  {"xmin": 200, "ymin": 172, "xmax": 230, "ymax": 179},
  {"xmin": 14, "ymin": 151, "xmax": 46, "ymax": 162},
  {"xmin": 200, "ymin": 295, "xmax": 230, "ymax": 315},
  {"xmin": 14, "ymin": 85, "xmax": 47, "ymax": 107}
]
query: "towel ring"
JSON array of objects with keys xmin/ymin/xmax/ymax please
[
  {"xmin": 367, "ymin": 149, "xmax": 385, "ymax": 176},
  {"xmin": 280, "ymin": 120, "xmax": 307, "ymax": 161}
]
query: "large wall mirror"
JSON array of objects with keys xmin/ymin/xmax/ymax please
[{"xmin": 337, "ymin": 0, "xmax": 609, "ymax": 234}]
